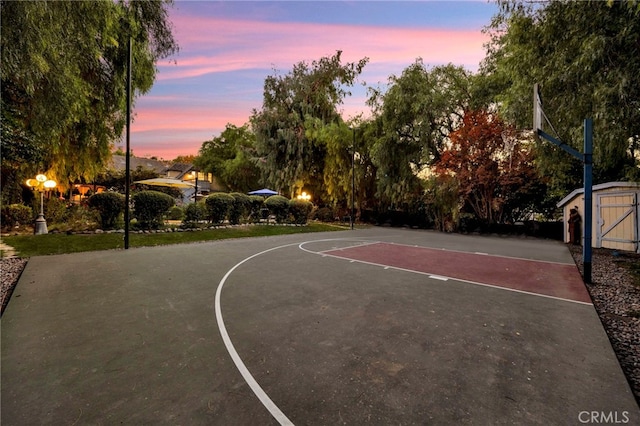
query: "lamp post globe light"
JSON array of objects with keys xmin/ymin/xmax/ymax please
[
  {"xmin": 297, "ymin": 191, "xmax": 311, "ymax": 201},
  {"xmin": 25, "ymin": 174, "xmax": 56, "ymax": 235}
]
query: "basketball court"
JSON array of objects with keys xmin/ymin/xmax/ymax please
[{"xmin": 2, "ymin": 228, "xmax": 638, "ymax": 424}]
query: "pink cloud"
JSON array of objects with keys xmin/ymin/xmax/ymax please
[
  {"xmin": 159, "ymin": 16, "xmax": 489, "ymax": 81},
  {"xmin": 130, "ymin": 100, "xmax": 253, "ymax": 159},
  {"xmin": 133, "ymin": 9, "xmax": 491, "ymax": 159},
  {"xmin": 133, "ymin": 103, "xmax": 250, "ymax": 133}
]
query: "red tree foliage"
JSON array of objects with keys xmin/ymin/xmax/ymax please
[{"xmin": 435, "ymin": 110, "xmax": 540, "ymax": 224}]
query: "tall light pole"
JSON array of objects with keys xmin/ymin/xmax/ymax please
[
  {"xmin": 351, "ymin": 127, "xmax": 355, "ymax": 230},
  {"xmin": 124, "ymin": 22, "xmax": 132, "ymax": 249},
  {"xmin": 26, "ymin": 174, "xmax": 56, "ymax": 235}
]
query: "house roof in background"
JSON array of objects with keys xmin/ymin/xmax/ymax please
[
  {"xmin": 165, "ymin": 162, "xmax": 194, "ymax": 179},
  {"xmin": 109, "ymin": 155, "xmax": 168, "ymax": 174}
]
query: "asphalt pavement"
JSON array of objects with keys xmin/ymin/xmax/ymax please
[{"xmin": 2, "ymin": 228, "xmax": 638, "ymax": 425}]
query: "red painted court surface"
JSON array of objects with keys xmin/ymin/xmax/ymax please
[{"xmin": 324, "ymin": 242, "xmax": 592, "ymax": 304}]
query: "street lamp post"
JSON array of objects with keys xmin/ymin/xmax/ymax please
[
  {"xmin": 190, "ymin": 170, "xmax": 199, "ymax": 202},
  {"xmin": 26, "ymin": 174, "xmax": 56, "ymax": 235},
  {"xmin": 124, "ymin": 29, "xmax": 132, "ymax": 249}
]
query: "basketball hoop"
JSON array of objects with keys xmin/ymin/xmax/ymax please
[{"xmin": 532, "ymin": 82, "xmax": 594, "ymax": 284}]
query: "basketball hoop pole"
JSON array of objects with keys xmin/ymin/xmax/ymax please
[
  {"xmin": 535, "ymin": 119, "xmax": 593, "ymax": 284},
  {"xmin": 534, "ymin": 84, "xmax": 592, "ymax": 283},
  {"xmin": 537, "ymin": 129, "xmax": 582, "ymax": 159}
]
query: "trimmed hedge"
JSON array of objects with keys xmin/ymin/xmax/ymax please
[
  {"xmin": 42, "ymin": 197, "xmax": 68, "ymax": 224},
  {"xmin": 205, "ymin": 192, "xmax": 234, "ymax": 223},
  {"xmin": 1, "ymin": 204, "xmax": 33, "ymax": 229},
  {"xmin": 289, "ymin": 199, "xmax": 313, "ymax": 224},
  {"xmin": 265, "ymin": 195, "xmax": 290, "ymax": 223},
  {"xmin": 248, "ymin": 195, "xmax": 265, "ymax": 223},
  {"xmin": 167, "ymin": 205, "xmax": 185, "ymax": 221},
  {"xmin": 183, "ymin": 202, "xmax": 206, "ymax": 226},
  {"xmin": 132, "ymin": 190, "xmax": 175, "ymax": 229},
  {"xmin": 174, "ymin": 192, "xmax": 313, "ymax": 226},
  {"xmin": 314, "ymin": 206, "xmax": 335, "ymax": 222},
  {"xmin": 229, "ymin": 192, "xmax": 250, "ymax": 225},
  {"xmin": 88, "ymin": 192, "xmax": 125, "ymax": 230}
]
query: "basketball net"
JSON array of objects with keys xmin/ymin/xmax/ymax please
[{"xmin": 501, "ymin": 128, "xmax": 517, "ymax": 169}]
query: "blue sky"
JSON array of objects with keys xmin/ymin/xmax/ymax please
[{"xmin": 130, "ymin": 1, "xmax": 498, "ymax": 160}]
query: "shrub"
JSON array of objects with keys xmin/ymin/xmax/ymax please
[
  {"xmin": 1, "ymin": 204, "xmax": 33, "ymax": 229},
  {"xmin": 314, "ymin": 206, "xmax": 335, "ymax": 222},
  {"xmin": 205, "ymin": 192, "xmax": 234, "ymax": 223},
  {"xmin": 248, "ymin": 195, "xmax": 265, "ymax": 223},
  {"xmin": 289, "ymin": 199, "xmax": 313, "ymax": 224},
  {"xmin": 51, "ymin": 204, "xmax": 100, "ymax": 232},
  {"xmin": 88, "ymin": 192, "xmax": 125, "ymax": 229},
  {"xmin": 132, "ymin": 190, "xmax": 174, "ymax": 229},
  {"xmin": 265, "ymin": 195, "xmax": 290, "ymax": 223},
  {"xmin": 183, "ymin": 202, "xmax": 207, "ymax": 227},
  {"xmin": 229, "ymin": 192, "xmax": 250, "ymax": 225},
  {"xmin": 167, "ymin": 205, "xmax": 185, "ymax": 221},
  {"xmin": 43, "ymin": 197, "xmax": 69, "ymax": 224}
]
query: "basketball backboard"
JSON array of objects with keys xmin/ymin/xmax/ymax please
[{"xmin": 533, "ymin": 83, "xmax": 543, "ymax": 135}]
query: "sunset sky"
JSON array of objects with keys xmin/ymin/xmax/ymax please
[{"xmin": 129, "ymin": 1, "xmax": 499, "ymax": 160}]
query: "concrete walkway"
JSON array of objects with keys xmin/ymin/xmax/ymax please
[{"xmin": 2, "ymin": 228, "xmax": 638, "ymax": 424}]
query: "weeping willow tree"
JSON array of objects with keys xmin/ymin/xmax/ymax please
[
  {"xmin": 367, "ymin": 60, "xmax": 472, "ymax": 207},
  {"xmin": 250, "ymin": 51, "xmax": 368, "ymax": 199},
  {"xmin": 480, "ymin": 0, "xmax": 640, "ymax": 197},
  {"xmin": 1, "ymin": 0, "xmax": 178, "ymax": 199}
]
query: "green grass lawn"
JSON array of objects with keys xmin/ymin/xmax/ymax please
[{"xmin": 1, "ymin": 223, "xmax": 349, "ymax": 258}]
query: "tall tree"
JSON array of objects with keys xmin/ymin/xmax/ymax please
[
  {"xmin": 435, "ymin": 109, "xmax": 543, "ymax": 225},
  {"xmin": 1, "ymin": 0, "xmax": 178, "ymax": 197},
  {"xmin": 304, "ymin": 119, "xmax": 351, "ymax": 206},
  {"xmin": 195, "ymin": 124, "xmax": 261, "ymax": 193},
  {"xmin": 423, "ymin": 174, "xmax": 460, "ymax": 232},
  {"xmin": 368, "ymin": 60, "xmax": 472, "ymax": 207},
  {"xmin": 481, "ymin": 0, "xmax": 640, "ymax": 196},
  {"xmin": 251, "ymin": 51, "xmax": 368, "ymax": 198},
  {"xmin": 172, "ymin": 155, "xmax": 197, "ymax": 164},
  {"xmin": 303, "ymin": 118, "xmax": 376, "ymax": 213}
]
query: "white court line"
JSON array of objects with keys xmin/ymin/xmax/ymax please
[
  {"xmin": 298, "ymin": 239, "xmax": 381, "ymax": 256},
  {"xmin": 215, "ymin": 242, "xmax": 297, "ymax": 426},
  {"xmin": 430, "ymin": 275, "xmax": 449, "ymax": 281},
  {"xmin": 301, "ymin": 242, "xmax": 592, "ymax": 306},
  {"xmin": 215, "ymin": 237, "xmax": 382, "ymax": 426},
  {"xmin": 216, "ymin": 236, "xmax": 591, "ymax": 425},
  {"xmin": 382, "ymin": 241, "xmax": 575, "ymax": 266},
  {"xmin": 315, "ymin": 240, "xmax": 381, "ymax": 254}
]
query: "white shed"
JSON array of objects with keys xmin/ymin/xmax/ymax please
[{"xmin": 557, "ymin": 182, "xmax": 640, "ymax": 253}]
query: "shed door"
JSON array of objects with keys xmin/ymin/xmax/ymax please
[{"xmin": 596, "ymin": 192, "xmax": 639, "ymax": 253}]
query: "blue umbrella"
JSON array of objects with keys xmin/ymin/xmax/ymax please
[{"xmin": 248, "ymin": 188, "xmax": 278, "ymax": 196}]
